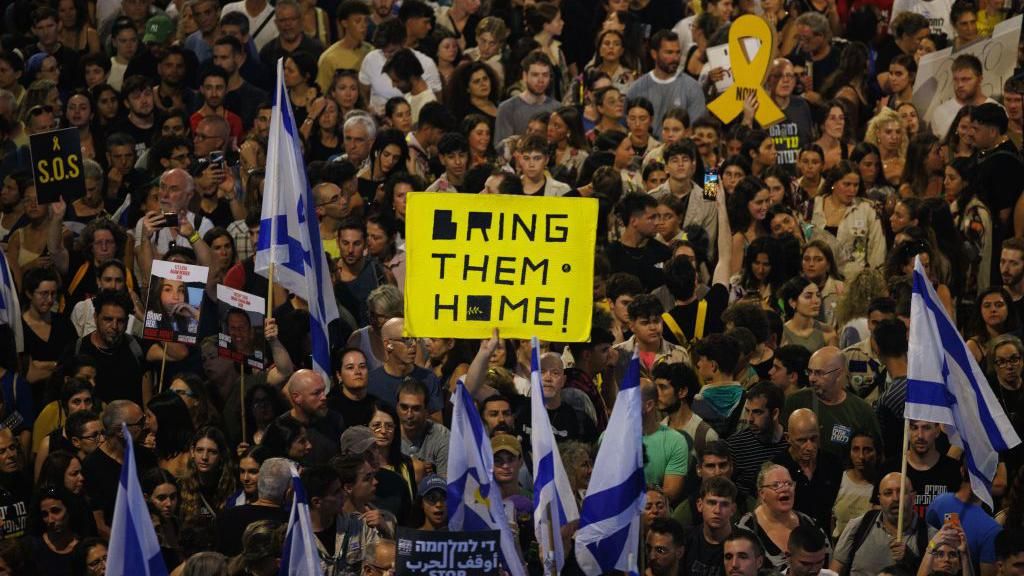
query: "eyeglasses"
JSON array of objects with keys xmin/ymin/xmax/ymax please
[
  {"xmin": 805, "ymin": 367, "xmax": 841, "ymax": 379},
  {"xmin": 76, "ymin": 431, "xmax": 103, "ymax": 442},
  {"xmin": 28, "ymin": 105, "xmax": 54, "ymax": 116},
  {"xmin": 370, "ymin": 421, "xmax": 395, "ymax": 432},
  {"xmin": 996, "ymin": 355, "xmax": 1022, "ymax": 368},
  {"xmin": 760, "ymin": 480, "xmax": 794, "ymax": 492},
  {"xmin": 126, "ymin": 414, "xmax": 148, "ymax": 428},
  {"xmin": 87, "ymin": 554, "xmax": 108, "ymax": 569},
  {"xmin": 318, "ymin": 193, "xmax": 342, "ymax": 207}
]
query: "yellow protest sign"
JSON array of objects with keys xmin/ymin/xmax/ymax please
[
  {"xmin": 404, "ymin": 193, "xmax": 598, "ymax": 341},
  {"xmin": 707, "ymin": 15, "xmax": 785, "ymax": 126}
]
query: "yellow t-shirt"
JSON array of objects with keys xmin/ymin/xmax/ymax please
[{"xmin": 316, "ymin": 41, "xmax": 374, "ymax": 93}]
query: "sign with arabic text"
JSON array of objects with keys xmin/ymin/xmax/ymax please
[{"xmin": 395, "ymin": 528, "xmax": 501, "ymax": 576}]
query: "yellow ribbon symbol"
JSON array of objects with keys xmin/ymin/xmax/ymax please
[
  {"xmin": 707, "ymin": 15, "xmax": 785, "ymax": 126},
  {"xmin": 52, "ymin": 135, "xmax": 61, "ymax": 151}
]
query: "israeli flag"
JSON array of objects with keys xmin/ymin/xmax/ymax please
[
  {"xmin": 575, "ymin": 350, "xmax": 646, "ymax": 575},
  {"xmin": 530, "ymin": 337, "xmax": 579, "ymax": 573},
  {"xmin": 907, "ymin": 256, "xmax": 1021, "ymax": 508},
  {"xmin": 278, "ymin": 464, "xmax": 323, "ymax": 576},
  {"xmin": 105, "ymin": 423, "xmax": 167, "ymax": 576},
  {"xmin": 0, "ymin": 251, "xmax": 22, "ymax": 353},
  {"xmin": 254, "ymin": 58, "xmax": 338, "ymax": 387},
  {"xmin": 446, "ymin": 382, "xmax": 526, "ymax": 576}
]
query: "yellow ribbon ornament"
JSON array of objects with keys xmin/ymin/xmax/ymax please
[{"xmin": 707, "ymin": 14, "xmax": 785, "ymax": 127}]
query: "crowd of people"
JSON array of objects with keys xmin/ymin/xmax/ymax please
[{"xmin": 1, "ymin": 0, "xmax": 1024, "ymax": 574}]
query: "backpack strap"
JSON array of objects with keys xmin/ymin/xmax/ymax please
[
  {"xmin": 66, "ymin": 262, "xmax": 91, "ymax": 299},
  {"xmin": 844, "ymin": 509, "xmax": 881, "ymax": 575},
  {"xmin": 694, "ymin": 299, "xmax": 708, "ymax": 340},
  {"xmin": 662, "ymin": 312, "xmax": 686, "ymax": 344}
]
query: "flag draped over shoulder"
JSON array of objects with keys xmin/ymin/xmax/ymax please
[
  {"xmin": 574, "ymin": 350, "xmax": 646, "ymax": 575},
  {"xmin": 0, "ymin": 250, "xmax": 22, "ymax": 353},
  {"xmin": 907, "ymin": 256, "xmax": 1021, "ymax": 508},
  {"xmin": 254, "ymin": 58, "xmax": 338, "ymax": 387},
  {"xmin": 446, "ymin": 382, "xmax": 526, "ymax": 576},
  {"xmin": 530, "ymin": 337, "xmax": 579, "ymax": 573},
  {"xmin": 278, "ymin": 465, "xmax": 323, "ymax": 576},
  {"xmin": 105, "ymin": 424, "xmax": 167, "ymax": 576}
]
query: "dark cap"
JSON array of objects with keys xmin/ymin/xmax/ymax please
[{"xmin": 969, "ymin": 102, "xmax": 1008, "ymax": 133}]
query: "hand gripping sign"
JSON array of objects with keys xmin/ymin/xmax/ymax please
[{"xmin": 707, "ymin": 15, "xmax": 785, "ymax": 127}]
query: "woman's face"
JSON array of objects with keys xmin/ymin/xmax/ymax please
[
  {"xmin": 899, "ymin": 104, "xmax": 920, "ymax": 136},
  {"xmin": 661, "ymin": 118, "xmax": 685, "ymax": 145},
  {"xmin": 239, "ymin": 456, "xmax": 260, "ymax": 496},
  {"xmin": 832, "ymin": 172, "xmax": 861, "ymax": 204},
  {"xmin": 366, "ymin": 221, "xmax": 389, "ymax": 258},
  {"xmin": 58, "ymin": 0, "xmax": 77, "ymax": 26},
  {"xmin": 340, "ymin": 350, "xmax": 368, "ymax": 391},
  {"xmin": 773, "ymin": 63, "xmax": 796, "ymax": 97},
  {"xmin": 645, "ymin": 168, "xmax": 668, "ymax": 191},
  {"xmin": 915, "ymin": 37, "xmax": 937, "ymax": 62},
  {"xmin": 957, "ymin": 114, "xmax": 974, "ymax": 148},
  {"xmin": 422, "ymin": 489, "xmax": 447, "ymax": 527},
  {"xmin": 477, "ymin": 32, "xmax": 500, "ymax": 60},
  {"xmin": 849, "ymin": 435, "xmax": 876, "ymax": 472},
  {"xmin": 40, "ymin": 497, "xmax": 68, "ymax": 534},
  {"xmin": 426, "ymin": 337, "xmax": 453, "ymax": 361},
  {"xmin": 319, "ymin": 99, "xmax": 339, "ymax": 129},
  {"xmin": 627, "ymin": 106, "xmax": 652, "ymax": 138},
  {"xmin": 468, "ymin": 122, "xmax": 491, "ymax": 154},
  {"xmin": 192, "ymin": 437, "xmax": 221, "ymax": 474},
  {"xmin": 932, "ymin": 544, "xmax": 962, "ymax": 574},
  {"xmin": 64, "ymin": 457, "xmax": 85, "ymax": 494},
  {"xmin": 169, "ymin": 378, "xmax": 199, "ymax": 411},
  {"xmin": 748, "ymin": 189, "xmax": 772, "ymax": 222},
  {"xmin": 160, "ymin": 279, "xmax": 187, "ymax": 313},
  {"xmin": 288, "ymin": 429, "xmax": 312, "ymax": 460},
  {"xmin": 24, "ymin": 188, "xmax": 47, "ymax": 220},
  {"xmin": 468, "ymin": 68, "xmax": 492, "ymax": 100},
  {"xmin": 250, "ymin": 389, "xmax": 275, "ymax": 422},
  {"xmin": 944, "ymin": 165, "xmax": 965, "ymax": 201},
  {"xmin": 148, "ymin": 482, "xmax": 179, "ymax": 519},
  {"xmin": 905, "ymin": 249, "xmax": 929, "ymax": 280},
  {"xmin": 981, "ymin": 292, "xmax": 1009, "ymax": 327},
  {"xmin": 66, "ymin": 94, "xmax": 92, "ymax": 128},
  {"xmin": 599, "ymin": 89, "xmax": 624, "ymax": 121},
  {"xmin": 994, "ymin": 342, "xmax": 1023, "ymax": 384},
  {"xmin": 438, "ymin": 37, "xmax": 459, "ymax": 63},
  {"xmin": 765, "ymin": 176, "xmax": 787, "ymax": 205},
  {"xmin": 39, "ymin": 56, "xmax": 61, "ymax": 82},
  {"xmin": 599, "ymin": 32, "xmax": 624, "ymax": 63},
  {"xmin": 889, "ymin": 62, "xmax": 912, "ymax": 93},
  {"xmin": 573, "ymin": 452, "xmax": 594, "ymax": 489},
  {"xmin": 389, "ymin": 102, "xmax": 413, "ymax": 133},
  {"xmin": 751, "ymin": 251, "xmax": 771, "ymax": 282},
  {"xmin": 857, "ymin": 152, "xmax": 880, "ymax": 184},
  {"xmin": 369, "ymin": 410, "xmax": 396, "ymax": 449},
  {"xmin": 392, "ymin": 183, "xmax": 411, "ymax": 217},
  {"xmin": 349, "ymin": 461, "xmax": 377, "ymax": 504},
  {"xmin": 890, "ymin": 201, "xmax": 916, "ymax": 234},
  {"xmin": 759, "ymin": 467, "xmax": 795, "ymax": 512},
  {"xmin": 756, "ymin": 137, "xmax": 776, "ymax": 167},
  {"xmin": 85, "ymin": 544, "xmax": 108, "ymax": 576},
  {"xmin": 879, "ymin": 121, "xmax": 902, "ymax": 152},
  {"xmin": 793, "ymin": 282, "xmax": 822, "ymax": 317},
  {"xmin": 67, "ymin": 390, "xmax": 94, "ymax": 415},
  {"xmin": 332, "ymin": 75, "xmax": 360, "ymax": 109},
  {"xmin": 379, "ymin": 143, "xmax": 402, "ymax": 173},
  {"xmin": 283, "ymin": 58, "xmax": 303, "ymax": 88},
  {"xmin": 824, "ymin": 106, "xmax": 846, "ymax": 139},
  {"xmin": 802, "ymin": 247, "xmax": 829, "ymax": 281},
  {"xmin": 489, "ymin": 339, "xmax": 507, "ymax": 367},
  {"xmin": 91, "ymin": 229, "xmax": 117, "ymax": 261},
  {"xmin": 721, "ymin": 165, "xmax": 745, "ymax": 193},
  {"xmin": 84, "ymin": 64, "xmax": 106, "ymax": 88},
  {"xmin": 925, "ymin": 143, "xmax": 944, "ymax": 172},
  {"xmin": 97, "ymin": 89, "xmax": 119, "ymax": 120},
  {"xmin": 30, "ymin": 280, "xmax": 58, "ymax": 315},
  {"xmin": 655, "ymin": 204, "xmax": 680, "ymax": 238},
  {"xmin": 210, "ymin": 235, "xmax": 234, "ymax": 267},
  {"xmin": 613, "ymin": 136, "xmax": 634, "ymax": 169}
]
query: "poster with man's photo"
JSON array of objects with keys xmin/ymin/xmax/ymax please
[
  {"xmin": 143, "ymin": 260, "xmax": 208, "ymax": 345},
  {"xmin": 216, "ymin": 285, "xmax": 266, "ymax": 370}
]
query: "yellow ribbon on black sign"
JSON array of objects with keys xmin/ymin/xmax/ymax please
[{"xmin": 707, "ymin": 15, "xmax": 785, "ymax": 127}]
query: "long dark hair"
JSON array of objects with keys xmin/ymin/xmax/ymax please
[
  {"xmin": 368, "ymin": 128, "xmax": 410, "ymax": 183},
  {"xmin": 147, "ymin": 391, "xmax": 195, "ymax": 460},
  {"xmin": 968, "ymin": 287, "xmax": 1021, "ymax": 342},
  {"xmin": 371, "ymin": 400, "xmax": 406, "ymax": 469},
  {"xmin": 739, "ymin": 236, "xmax": 783, "ymax": 292},
  {"xmin": 444, "ymin": 61, "xmax": 499, "ymax": 120},
  {"xmin": 900, "ymin": 132, "xmax": 940, "ymax": 196},
  {"xmin": 727, "ymin": 176, "xmax": 770, "ymax": 236}
]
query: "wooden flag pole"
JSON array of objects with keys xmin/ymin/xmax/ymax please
[
  {"xmin": 545, "ymin": 502, "xmax": 557, "ymax": 576},
  {"xmin": 159, "ymin": 342, "xmax": 168, "ymax": 393},
  {"xmin": 896, "ymin": 417, "xmax": 910, "ymax": 542},
  {"xmin": 240, "ymin": 365, "xmax": 247, "ymax": 443},
  {"xmin": 266, "ymin": 262, "xmax": 275, "ymax": 318}
]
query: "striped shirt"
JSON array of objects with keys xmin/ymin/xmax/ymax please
[{"xmin": 726, "ymin": 428, "xmax": 789, "ymax": 495}]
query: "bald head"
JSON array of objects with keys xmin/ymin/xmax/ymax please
[
  {"xmin": 381, "ymin": 317, "xmax": 405, "ymax": 340},
  {"xmin": 287, "ymin": 369, "xmax": 328, "ymax": 418},
  {"xmin": 807, "ymin": 346, "xmax": 847, "ymax": 403},
  {"xmin": 381, "ymin": 317, "xmax": 416, "ymax": 367},
  {"xmin": 787, "ymin": 408, "xmax": 818, "ymax": 434},
  {"xmin": 787, "ymin": 408, "xmax": 820, "ymax": 465},
  {"xmin": 878, "ymin": 472, "xmax": 914, "ymax": 522}
]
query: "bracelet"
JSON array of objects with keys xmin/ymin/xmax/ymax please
[{"xmin": 188, "ymin": 231, "xmax": 201, "ymax": 244}]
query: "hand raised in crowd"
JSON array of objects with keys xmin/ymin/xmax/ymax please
[
  {"xmin": 141, "ymin": 210, "xmax": 168, "ymax": 237},
  {"xmin": 265, "ymin": 317, "xmax": 279, "ymax": 341},
  {"xmin": 360, "ymin": 508, "xmax": 383, "ymax": 529},
  {"xmin": 195, "ymin": 160, "xmax": 227, "ymax": 191},
  {"xmin": 49, "ymin": 196, "xmax": 66, "ymax": 222},
  {"xmin": 888, "ymin": 536, "xmax": 907, "ymax": 563}
]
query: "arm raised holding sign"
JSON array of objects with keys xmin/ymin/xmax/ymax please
[
  {"xmin": 46, "ymin": 198, "xmax": 68, "ymax": 277},
  {"xmin": 464, "ymin": 328, "xmax": 501, "ymax": 396}
]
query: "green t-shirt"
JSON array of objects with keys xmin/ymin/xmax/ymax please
[
  {"xmin": 783, "ymin": 388, "xmax": 882, "ymax": 460},
  {"xmin": 643, "ymin": 424, "xmax": 690, "ymax": 487}
]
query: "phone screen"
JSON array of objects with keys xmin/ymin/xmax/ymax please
[{"xmin": 703, "ymin": 170, "xmax": 719, "ymax": 200}]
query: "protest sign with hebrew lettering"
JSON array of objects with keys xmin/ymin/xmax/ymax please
[
  {"xmin": 395, "ymin": 528, "xmax": 501, "ymax": 576},
  {"xmin": 143, "ymin": 260, "xmax": 208, "ymax": 345},
  {"xmin": 404, "ymin": 193, "xmax": 597, "ymax": 341},
  {"xmin": 914, "ymin": 15, "xmax": 1022, "ymax": 128}
]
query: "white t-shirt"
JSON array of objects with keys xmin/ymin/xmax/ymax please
[
  {"xmin": 133, "ymin": 211, "xmax": 215, "ymax": 256},
  {"xmin": 890, "ymin": 0, "xmax": 955, "ymax": 38},
  {"xmin": 108, "ymin": 58, "xmax": 127, "ymax": 92},
  {"xmin": 672, "ymin": 15, "xmax": 697, "ymax": 59},
  {"xmin": 358, "ymin": 49, "xmax": 443, "ymax": 115},
  {"xmin": 221, "ymin": 1, "xmax": 279, "ymax": 51},
  {"xmin": 930, "ymin": 96, "xmax": 1000, "ymax": 137}
]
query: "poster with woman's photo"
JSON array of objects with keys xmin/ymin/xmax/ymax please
[
  {"xmin": 216, "ymin": 285, "xmax": 266, "ymax": 370},
  {"xmin": 143, "ymin": 260, "xmax": 208, "ymax": 345}
]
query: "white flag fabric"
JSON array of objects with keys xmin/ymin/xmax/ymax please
[
  {"xmin": 278, "ymin": 465, "xmax": 324, "ymax": 576},
  {"xmin": 254, "ymin": 58, "xmax": 338, "ymax": 387},
  {"xmin": 105, "ymin": 424, "xmax": 168, "ymax": 576},
  {"xmin": 907, "ymin": 256, "xmax": 1021, "ymax": 508},
  {"xmin": 574, "ymin": 350, "xmax": 646, "ymax": 575},
  {"xmin": 446, "ymin": 382, "xmax": 526, "ymax": 576},
  {"xmin": 530, "ymin": 337, "xmax": 579, "ymax": 573},
  {"xmin": 0, "ymin": 250, "xmax": 22, "ymax": 353}
]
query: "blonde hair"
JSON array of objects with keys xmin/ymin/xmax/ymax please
[
  {"xmin": 865, "ymin": 108, "xmax": 907, "ymax": 158},
  {"xmin": 833, "ymin": 268, "xmax": 888, "ymax": 328}
]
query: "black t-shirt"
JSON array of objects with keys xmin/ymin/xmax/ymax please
[
  {"xmin": 787, "ymin": 44, "xmax": 842, "ymax": 94},
  {"xmin": 774, "ymin": 449, "xmax": 843, "ymax": 531},
  {"xmin": 82, "ymin": 446, "xmax": 158, "ymax": 526},
  {"xmin": 225, "ymin": 81, "xmax": 270, "ymax": 130},
  {"xmin": 516, "ymin": 401, "xmax": 597, "ymax": 446},
  {"xmin": 216, "ymin": 504, "xmax": 289, "ymax": 556},
  {"xmin": 682, "ymin": 527, "xmax": 725, "ymax": 576},
  {"xmin": 874, "ymin": 36, "xmax": 903, "ymax": 82},
  {"xmin": 327, "ymin": 391, "xmax": 377, "ymax": 428},
  {"xmin": 111, "ymin": 117, "xmax": 158, "ymax": 158},
  {"xmin": 606, "ymin": 239, "xmax": 673, "ymax": 292},
  {"xmin": 65, "ymin": 335, "xmax": 146, "ymax": 406},
  {"xmin": 275, "ymin": 411, "xmax": 344, "ymax": 467},
  {"xmin": 663, "ymin": 283, "xmax": 729, "ymax": 345},
  {"xmin": 197, "ymin": 197, "xmax": 235, "ymax": 228},
  {"xmin": 0, "ymin": 472, "xmax": 30, "ymax": 540},
  {"xmin": 884, "ymin": 454, "xmax": 963, "ymax": 519},
  {"xmin": 975, "ymin": 140, "xmax": 1024, "ymax": 220}
]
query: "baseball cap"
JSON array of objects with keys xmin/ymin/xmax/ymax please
[
  {"xmin": 143, "ymin": 14, "xmax": 174, "ymax": 45},
  {"xmin": 339, "ymin": 426, "xmax": 376, "ymax": 456},
  {"xmin": 491, "ymin": 433, "xmax": 521, "ymax": 457},
  {"xmin": 417, "ymin": 474, "xmax": 447, "ymax": 497}
]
